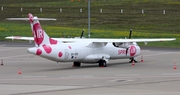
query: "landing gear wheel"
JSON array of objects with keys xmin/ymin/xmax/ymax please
[
  {"xmin": 99, "ymin": 60, "xmax": 107, "ymax": 67},
  {"xmin": 129, "ymin": 58, "xmax": 137, "ymax": 63},
  {"xmin": 73, "ymin": 62, "xmax": 81, "ymax": 67},
  {"xmin": 99, "ymin": 62, "xmax": 102, "ymax": 67}
]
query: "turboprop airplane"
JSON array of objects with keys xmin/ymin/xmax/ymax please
[{"xmin": 6, "ymin": 13, "xmax": 176, "ymax": 67}]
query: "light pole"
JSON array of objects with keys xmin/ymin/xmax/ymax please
[{"xmin": 88, "ymin": 0, "xmax": 90, "ymax": 38}]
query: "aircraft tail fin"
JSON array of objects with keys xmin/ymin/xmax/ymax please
[{"xmin": 7, "ymin": 13, "xmax": 57, "ymax": 47}]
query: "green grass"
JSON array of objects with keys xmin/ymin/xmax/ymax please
[{"xmin": 0, "ymin": 0, "xmax": 180, "ymax": 48}]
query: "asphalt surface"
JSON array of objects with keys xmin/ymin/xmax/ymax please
[{"xmin": 0, "ymin": 41, "xmax": 180, "ymax": 95}]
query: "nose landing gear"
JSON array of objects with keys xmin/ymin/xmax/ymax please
[{"xmin": 129, "ymin": 58, "xmax": 137, "ymax": 63}]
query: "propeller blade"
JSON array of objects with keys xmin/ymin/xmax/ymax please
[
  {"xmin": 80, "ymin": 29, "xmax": 84, "ymax": 38},
  {"xmin": 126, "ymin": 48, "xmax": 128, "ymax": 56},
  {"xmin": 129, "ymin": 29, "xmax": 132, "ymax": 39},
  {"xmin": 126, "ymin": 29, "xmax": 133, "ymax": 55}
]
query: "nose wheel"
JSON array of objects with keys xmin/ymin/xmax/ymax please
[{"xmin": 129, "ymin": 58, "xmax": 137, "ymax": 63}]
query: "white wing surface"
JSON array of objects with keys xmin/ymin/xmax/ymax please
[
  {"xmin": 5, "ymin": 36, "xmax": 175, "ymax": 42},
  {"xmin": 5, "ymin": 36, "xmax": 34, "ymax": 40}
]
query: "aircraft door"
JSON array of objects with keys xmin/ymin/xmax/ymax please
[{"xmin": 64, "ymin": 49, "xmax": 69, "ymax": 60}]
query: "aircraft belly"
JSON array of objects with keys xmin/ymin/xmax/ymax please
[
  {"xmin": 81, "ymin": 55, "xmax": 101, "ymax": 63},
  {"xmin": 80, "ymin": 48, "xmax": 106, "ymax": 63}
]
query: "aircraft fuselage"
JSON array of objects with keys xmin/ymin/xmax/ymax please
[{"xmin": 28, "ymin": 42, "xmax": 141, "ymax": 63}]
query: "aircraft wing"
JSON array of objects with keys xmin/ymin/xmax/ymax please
[
  {"xmin": 5, "ymin": 36, "xmax": 175, "ymax": 44},
  {"xmin": 5, "ymin": 36, "xmax": 78, "ymax": 43},
  {"xmin": 91, "ymin": 38, "xmax": 176, "ymax": 43},
  {"xmin": 5, "ymin": 36, "xmax": 69, "ymax": 41},
  {"xmin": 85, "ymin": 38, "xmax": 176, "ymax": 47}
]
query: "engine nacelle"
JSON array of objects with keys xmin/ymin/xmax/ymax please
[{"xmin": 112, "ymin": 42, "xmax": 130, "ymax": 48}]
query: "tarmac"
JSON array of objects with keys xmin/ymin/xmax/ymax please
[{"xmin": 0, "ymin": 41, "xmax": 180, "ymax": 95}]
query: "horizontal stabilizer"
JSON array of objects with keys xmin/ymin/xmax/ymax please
[
  {"xmin": 5, "ymin": 36, "xmax": 34, "ymax": 40},
  {"xmin": 6, "ymin": 18, "xmax": 56, "ymax": 21}
]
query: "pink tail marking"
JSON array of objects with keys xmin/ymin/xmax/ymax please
[
  {"xmin": 28, "ymin": 13, "xmax": 33, "ymax": 23},
  {"xmin": 28, "ymin": 13, "xmax": 57, "ymax": 46}
]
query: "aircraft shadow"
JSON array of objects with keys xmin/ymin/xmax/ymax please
[{"xmin": 34, "ymin": 61, "xmax": 139, "ymax": 72}]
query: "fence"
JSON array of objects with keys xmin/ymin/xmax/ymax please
[{"xmin": 1, "ymin": 6, "xmax": 180, "ymax": 14}]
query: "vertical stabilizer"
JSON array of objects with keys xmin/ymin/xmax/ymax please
[{"xmin": 28, "ymin": 13, "xmax": 57, "ymax": 47}]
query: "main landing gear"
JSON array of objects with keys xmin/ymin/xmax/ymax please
[
  {"xmin": 129, "ymin": 58, "xmax": 137, "ymax": 63},
  {"xmin": 73, "ymin": 62, "xmax": 81, "ymax": 67},
  {"xmin": 99, "ymin": 60, "xmax": 107, "ymax": 67}
]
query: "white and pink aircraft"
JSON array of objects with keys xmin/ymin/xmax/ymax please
[{"xmin": 6, "ymin": 13, "xmax": 176, "ymax": 67}]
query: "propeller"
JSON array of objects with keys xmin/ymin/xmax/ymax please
[
  {"xmin": 80, "ymin": 29, "xmax": 84, "ymax": 38},
  {"xmin": 126, "ymin": 29, "xmax": 132, "ymax": 56},
  {"xmin": 129, "ymin": 29, "xmax": 132, "ymax": 39}
]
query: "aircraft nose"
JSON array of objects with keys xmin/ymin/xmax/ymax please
[{"xmin": 27, "ymin": 47, "xmax": 42, "ymax": 55}]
